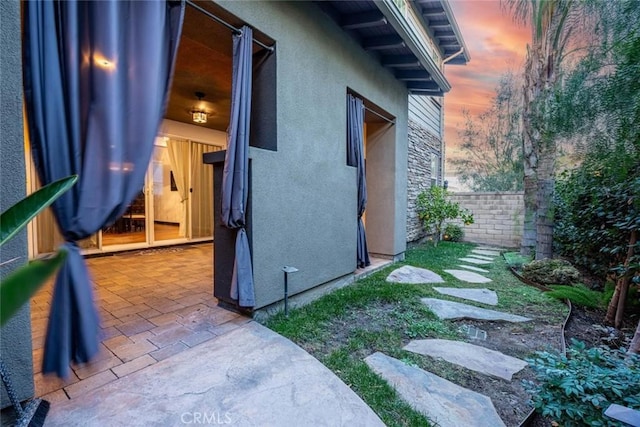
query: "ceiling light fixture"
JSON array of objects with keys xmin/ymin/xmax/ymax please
[{"xmin": 192, "ymin": 92, "xmax": 208, "ymax": 124}]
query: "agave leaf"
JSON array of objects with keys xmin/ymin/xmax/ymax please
[
  {"xmin": 0, "ymin": 175, "xmax": 78, "ymax": 247},
  {"xmin": 0, "ymin": 250, "xmax": 67, "ymax": 326}
]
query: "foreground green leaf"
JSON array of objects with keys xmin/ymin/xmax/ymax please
[
  {"xmin": 0, "ymin": 175, "xmax": 78, "ymax": 246},
  {"xmin": 0, "ymin": 250, "xmax": 67, "ymax": 325}
]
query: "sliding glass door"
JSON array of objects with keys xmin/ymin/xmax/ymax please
[{"xmin": 28, "ymin": 137, "xmax": 220, "ymax": 257}]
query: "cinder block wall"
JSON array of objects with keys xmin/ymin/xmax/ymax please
[
  {"xmin": 406, "ymin": 120, "xmax": 441, "ymax": 242},
  {"xmin": 448, "ymin": 192, "xmax": 524, "ymax": 248}
]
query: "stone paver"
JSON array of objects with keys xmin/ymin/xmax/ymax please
[
  {"xmin": 365, "ymin": 352, "xmax": 505, "ymax": 427},
  {"xmin": 476, "ymin": 246, "xmax": 504, "ymax": 251},
  {"xmin": 46, "ymin": 322, "xmax": 384, "ymax": 427},
  {"xmin": 466, "ymin": 254, "xmax": 495, "ymax": 261},
  {"xmin": 458, "ymin": 264, "xmax": 490, "ymax": 273},
  {"xmin": 472, "ymin": 249, "xmax": 501, "ymax": 257},
  {"xmin": 386, "ymin": 265, "xmax": 444, "ymax": 284},
  {"xmin": 112, "ymin": 355, "xmax": 156, "ymax": 378},
  {"xmin": 444, "ymin": 269, "xmax": 492, "ymax": 284},
  {"xmin": 404, "ymin": 339, "xmax": 527, "ymax": 381},
  {"xmin": 421, "ymin": 298, "xmax": 531, "ymax": 322},
  {"xmin": 459, "ymin": 257, "xmax": 493, "ymax": 265},
  {"xmin": 433, "ymin": 287, "xmax": 498, "ymax": 305},
  {"xmin": 64, "ymin": 370, "xmax": 118, "ymax": 399}
]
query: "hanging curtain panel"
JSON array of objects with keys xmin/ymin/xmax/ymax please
[
  {"xmin": 168, "ymin": 138, "xmax": 191, "ymax": 237},
  {"xmin": 347, "ymin": 94, "xmax": 371, "ymax": 268},
  {"xmin": 221, "ymin": 26, "xmax": 255, "ymax": 307},
  {"xmin": 191, "ymin": 143, "xmax": 219, "ymax": 238},
  {"xmin": 22, "ymin": 0, "xmax": 185, "ymax": 377}
]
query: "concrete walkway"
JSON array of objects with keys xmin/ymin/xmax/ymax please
[{"xmin": 46, "ymin": 321, "xmax": 384, "ymax": 426}]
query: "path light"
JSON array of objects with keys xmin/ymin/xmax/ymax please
[{"xmin": 281, "ymin": 266, "xmax": 299, "ymax": 317}]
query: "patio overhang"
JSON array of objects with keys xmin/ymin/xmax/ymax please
[{"xmin": 316, "ymin": 0, "xmax": 469, "ymax": 97}]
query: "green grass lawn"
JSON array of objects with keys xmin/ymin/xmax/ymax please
[{"xmin": 264, "ymin": 242, "xmax": 568, "ymax": 426}]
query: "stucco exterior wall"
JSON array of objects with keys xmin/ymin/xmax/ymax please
[
  {"xmin": 1, "ymin": 0, "xmax": 35, "ymax": 407},
  {"xmin": 219, "ymin": 1, "xmax": 409, "ymax": 309},
  {"xmin": 449, "ymin": 192, "xmax": 524, "ymax": 248},
  {"xmin": 406, "ymin": 120, "xmax": 442, "ymax": 242}
]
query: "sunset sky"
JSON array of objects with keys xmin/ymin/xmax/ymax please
[{"xmin": 443, "ymin": 0, "xmax": 530, "ymax": 170}]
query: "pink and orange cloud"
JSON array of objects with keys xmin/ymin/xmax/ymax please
[{"xmin": 443, "ymin": 0, "xmax": 530, "ymax": 168}]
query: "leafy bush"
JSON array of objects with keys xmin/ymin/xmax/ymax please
[
  {"xmin": 524, "ymin": 340, "xmax": 640, "ymax": 426},
  {"xmin": 442, "ymin": 223, "xmax": 464, "ymax": 242},
  {"xmin": 546, "ymin": 285, "xmax": 606, "ymax": 309},
  {"xmin": 415, "ymin": 186, "xmax": 473, "ymax": 246},
  {"xmin": 503, "ymin": 251, "xmax": 532, "ymax": 270},
  {"xmin": 522, "ymin": 259, "xmax": 581, "ymax": 285}
]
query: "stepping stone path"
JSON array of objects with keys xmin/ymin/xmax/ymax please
[
  {"xmin": 444, "ymin": 269, "xmax": 492, "ymax": 284},
  {"xmin": 365, "ymin": 352, "xmax": 506, "ymax": 427},
  {"xmin": 365, "ymin": 246, "xmax": 526, "ymax": 426},
  {"xmin": 404, "ymin": 339, "xmax": 527, "ymax": 381},
  {"xmin": 458, "ymin": 264, "xmax": 489, "ymax": 273},
  {"xmin": 433, "ymin": 287, "xmax": 498, "ymax": 305},
  {"xmin": 421, "ymin": 298, "xmax": 531, "ymax": 322},
  {"xmin": 472, "ymin": 249, "xmax": 501, "ymax": 257},
  {"xmin": 386, "ymin": 265, "xmax": 444, "ymax": 284},
  {"xmin": 459, "ymin": 257, "xmax": 492, "ymax": 265}
]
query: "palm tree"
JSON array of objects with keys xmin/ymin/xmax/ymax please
[{"xmin": 505, "ymin": 0, "xmax": 580, "ymax": 259}]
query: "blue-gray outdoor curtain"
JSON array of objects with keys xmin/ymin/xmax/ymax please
[
  {"xmin": 347, "ymin": 95, "xmax": 371, "ymax": 268},
  {"xmin": 221, "ymin": 26, "xmax": 255, "ymax": 307},
  {"xmin": 23, "ymin": 0, "xmax": 185, "ymax": 377}
]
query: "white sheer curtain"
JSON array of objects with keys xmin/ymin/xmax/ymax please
[
  {"xmin": 167, "ymin": 138, "xmax": 190, "ymax": 237},
  {"xmin": 191, "ymin": 143, "xmax": 220, "ymax": 238}
]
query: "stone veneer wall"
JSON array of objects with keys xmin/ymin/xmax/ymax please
[
  {"xmin": 406, "ymin": 120, "xmax": 441, "ymax": 242},
  {"xmin": 448, "ymin": 192, "xmax": 524, "ymax": 248}
]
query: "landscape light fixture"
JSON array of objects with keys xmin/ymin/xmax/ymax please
[{"xmin": 192, "ymin": 92, "xmax": 208, "ymax": 124}]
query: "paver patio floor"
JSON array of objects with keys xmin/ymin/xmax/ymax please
[{"xmin": 30, "ymin": 243, "xmax": 249, "ymax": 403}]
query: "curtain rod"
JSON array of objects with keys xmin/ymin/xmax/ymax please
[
  {"xmin": 185, "ymin": 0, "xmax": 274, "ymax": 52},
  {"xmin": 364, "ymin": 106, "xmax": 395, "ymax": 124}
]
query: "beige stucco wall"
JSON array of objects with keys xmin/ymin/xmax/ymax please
[{"xmin": 449, "ymin": 192, "xmax": 524, "ymax": 248}]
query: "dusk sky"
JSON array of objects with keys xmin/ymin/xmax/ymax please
[{"xmin": 443, "ymin": 0, "xmax": 530, "ymax": 170}]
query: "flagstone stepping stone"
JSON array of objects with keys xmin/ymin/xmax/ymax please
[
  {"xmin": 365, "ymin": 352, "xmax": 505, "ymax": 427},
  {"xmin": 472, "ymin": 249, "xmax": 501, "ymax": 257},
  {"xmin": 458, "ymin": 264, "xmax": 489, "ymax": 273},
  {"xmin": 467, "ymin": 254, "xmax": 495, "ymax": 261},
  {"xmin": 433, "ymin": 287, "xmax": 498, "ymax": 305},
  {"xmin": 459, "ymin": 257, "xmax": 492, "ymax": 265},
  {"xmin": 421, "ymin": 298, "xmax": 531, "ymax": 322},
  {"xmin": 404, "ymin": 339, "xmax": 527, "ymax": 381},
  {"xmin": 477, "ymin": 246, "xmax": 505, "ymax": 251},
  {"xmin": 386, "ymin": 265, "xmax": 444, "ymax": 284},
  {"xmin": 444, "ymin": 269, "xmax": 492, "ymax": 284}
]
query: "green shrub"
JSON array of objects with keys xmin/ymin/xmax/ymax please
[
  {"xmin": 442, "ymin": 223, "xmax": 464, "ymax": 242},
  {"xmin": 522, "ymin": 259, "xmax": 581, "ymax": 285},
  {"xmin": 503, "ymin": 251, "xmax": 532, "ymax": 270},
  {"xmin": 524, "ymin": 340, "xmax": 640, "ymax": 426},
  {"xmin": 415, "ymin": 186, "xmax": 473, "ymax": 246},
  {"xmin": 546, "ymin": 285, "xmax": 606, "ymax": 309}
]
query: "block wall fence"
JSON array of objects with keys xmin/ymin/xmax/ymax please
[{"xmin": 448, "ymin": 192, "xmax": 524, "ymax": 248}]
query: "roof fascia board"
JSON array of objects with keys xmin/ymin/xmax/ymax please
[
  {"xmin": 375, "ymin": 0, "xmax": 451, "ymax": 93},
  {"xmin": 438, "ymin": 0, "xmax": 471, "ymax": 62}
]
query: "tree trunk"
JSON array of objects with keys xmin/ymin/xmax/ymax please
[
  {"xmin": 521, "ymin": 173, "xmax": 537, "ymax": 256},
  {"xmin": 605, "ymin": 230, "xmax": 637, "ymax": 327},
  {"xmin": 535, "ymin": 144, "xmax": 556, "ymax": 260},
  {"xmin": 630, "ymin": 320, "xmax": 640, "ymax": 355},
  {"xmin": 520, "ymin": 47, "xmax": 539, "ymax": 257}
]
